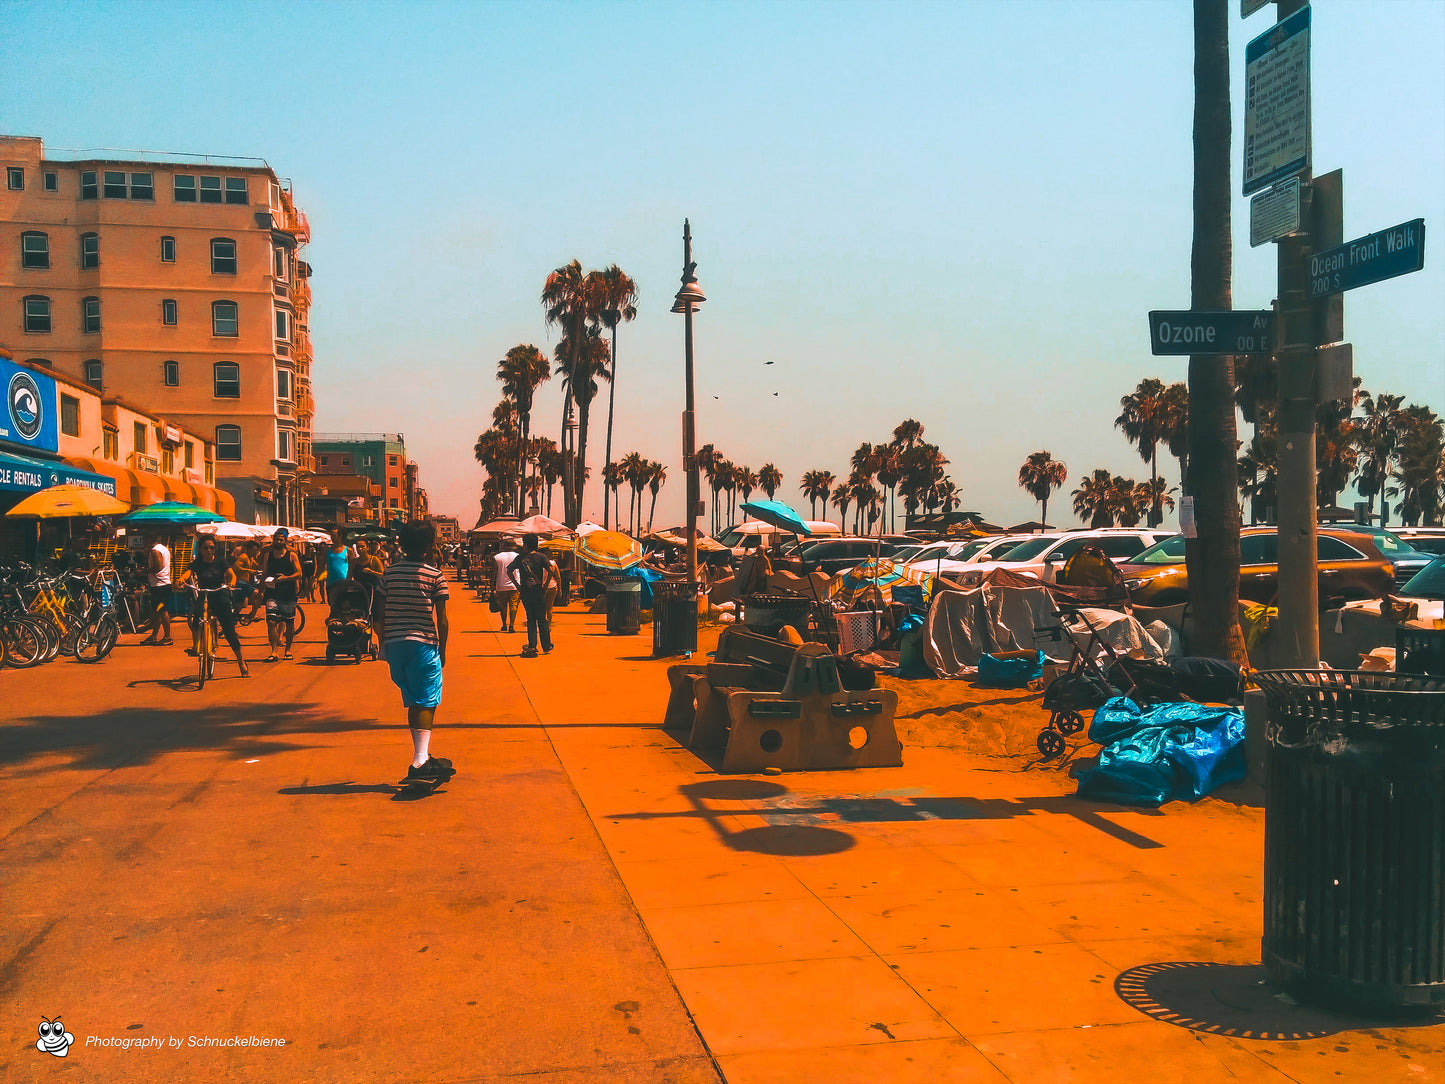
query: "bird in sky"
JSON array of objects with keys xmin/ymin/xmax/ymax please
[{"xmin": 764, "ymin": 361, "xmax": 775, "ymax": 366}]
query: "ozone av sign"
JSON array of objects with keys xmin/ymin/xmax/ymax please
[{"xmin": 9, "ymin": 371, "xmax": 44, "ymax": 442}]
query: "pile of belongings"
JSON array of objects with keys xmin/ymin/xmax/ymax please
[{"xmin": 1074, "ymin": 696, "xmax": 1246, "ymax": 808}]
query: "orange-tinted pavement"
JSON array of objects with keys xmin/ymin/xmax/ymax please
[{"xmin": 4, "ymin": 584, "xmax": 1443, "ymax": 1083}]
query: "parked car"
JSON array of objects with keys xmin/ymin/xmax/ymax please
[
  {"xmin": 1399, "ymin": 555, "xmax": 1445, "ymax": 600},
  {"xmin": 778, "ymin": 538, "xmax": 901, "ymax": 576},
  {"xmin": 903, "ymin": 534, "xmax": 1033, "ymax": 576},
  {"xmin": 1389, "ymin": 527, "xmax": 1445, "ymax": 557},
  {"xmin": 1343, "ymin": 525, "xmax": 1434, "ymax": 586},
  {"xmin": 946, "ymin": 529, "xmax": 1172, "ymax": 586},
  {"xmin": 718, "ymin": 519, "xmax": 839, "ymax": 557},
  {"xmin": 1119, "ymin": 527, "xmax": 1395, "ymax": 608}
]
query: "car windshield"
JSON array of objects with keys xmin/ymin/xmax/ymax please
[
  {"xmin": 947, "ymin": 538, "xmax": 992, "ymax": 560},
  {"xmin": 1362, "ymin": 528, "xmax": 1422, "ymax": 557},
  {"xmin": 1401, "ymin": 557, "xmax": 1445, "ymax": 600},
  {"xmin": 891, "ymin": 544, "xmax": 924, "ymax": 563},
  {"xmin": 718, "ymin": 530, "xmax": 744, "ymax": 547},
  {"xmin": 1130, "ymin": 535, "xmax": 1188, "ymax": 564},
  {"xmin": 994, "ymin": 536, "xmax": 1056, "ymax": 562}
]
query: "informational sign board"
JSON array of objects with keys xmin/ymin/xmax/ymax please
[
  {"xmin": 1317, "ymin": 343, "xmax": 1354, "ymax": 404},
  {"xmin": 1242, "ymin": 0, "xmax": 1271, "ymax": 17},
  {"xmin": 1308, "ymin": 218, "xmax": 1426, "ymax": 299},
  {"xmin": 1, "ymin": 356, "xmax": 59, "ymax": 455},
  {"xmin": 1148, "ymin": 311, "xmax": 1274, "ymax": 356},
  {"xmin": 1244, "ymin": 7, "xmax": 1311, "ymax": 195},
  {"xmin": 0, "ymin": 450, "xmax": 117, "ymax": 496},
  {"xmin": 1250, "ymin": 176, "xmax": 1302, "ymax": 247}
]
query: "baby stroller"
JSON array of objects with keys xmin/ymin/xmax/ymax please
[
  {"xmin": 326, "ymin": 582, "xmax": 376, "ymax": 664},
  {"xmin": 1035, "ymin": 607, "xmax": 1135, "ymax": 759}
]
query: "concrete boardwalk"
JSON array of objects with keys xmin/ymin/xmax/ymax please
[{"xmin": 4, "ymin": 582, "xmax": 1443, "ymax": 1082}]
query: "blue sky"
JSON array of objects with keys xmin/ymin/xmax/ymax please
[{"xmin": 5, "ymin": 0, "xmax": 1442, "ymax": 528}]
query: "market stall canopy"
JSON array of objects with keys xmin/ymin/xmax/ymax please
[
  {"xmin": 501, "ymin": 514, "xmax": 573, "ymax": 539},
  {"xmin": 118, "ymin": 501, "xmax": 225, "ymax": 526},
  {"xmin": 831, "ymin": 557, "xmax": 935, "ymax": 607},
  {"xmin": 539, "ymin": 537, "xmax": 575, "ymax": 553},
  {"xmin": 575, "ymin": 520, "xmax": 606, "ymax": 537},
  {"xmin": 196, "ymin": 521, "xmax": 270, "ymax": 540},
  {"xmin": 5, "ymin": 484, "xmax": 129, "ymax": 518},
  {"xmin": 575, "ymin": 529, "xmax": 644, "ymax": 570},
  {"xmin": 650, "ymin": 529, "xmax": 728, "ymax": 553},
  {"xmin": 471, "ymin": 515, "xmax": 522, "ymax": 538},
  {"xmin": 739, "ymin": 500, "xmax": 813, "ymax": 537}
]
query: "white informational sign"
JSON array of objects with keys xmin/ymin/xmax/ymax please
[
  {"xmin": 1179, "ymin": 496, "xmax": 1198, "ymax": 539},
  {"xmin": 1244, "ymin": 7, "xmax": 1311, "ymax": 195},
  {"xmin": 1250, "ymin": 176, "xmax": 1303, "ymax": 247}
]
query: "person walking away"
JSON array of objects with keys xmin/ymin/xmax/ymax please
[
  {"xmin": 299, "ymin": 543, "xmax": 319, "ymax": 602},
  {"xmin": 139, "ymin": 532, "xmax": 173, "ymax": 645},
  {"xmin": 325, "ymin": 535, "xmax": 350, "ymax": 615},
  {"xmin": 180, "ymin": 536, "xmax": 248, "ymax": 675},
  {"xmin": 352, "ymin": 538, "xmax": 386, "ymax": 629},
  {"xmin": 374, "ymin": 520, "xmax": 451, "ymax": 786},
  {"xmin": 493, "ymin": 541, "xmax": 520, "ymax": 632},
  {"xmin": 508, "ymin": 534, "xmax": 556, "ymax": 657},
  {"xmin": 262, "ymin": 528, "xmax": 303, "ymax": 661}
]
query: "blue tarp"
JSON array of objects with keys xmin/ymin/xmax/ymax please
[
  {"xmin": 613, "ymin": 565, "xmax": 664, "ymax": 608},
  {"xmin": 1074, "ymin": 696, "xmax": 1246, "ymax": 808}
]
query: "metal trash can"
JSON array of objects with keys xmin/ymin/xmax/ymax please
[
  {"xmin": 605, "ymin": 579, "xmax": 642, "ymax": 635},
  {"xmin": 741, "ymin": 593, "xmax": 811, "ymax": 637},
  {"xmin": 652, "ymin": 580, "xmax": 698, "ymax": 657},
  {"xmin": 1254, "ymin": 669, "xmax": 1445, "ymax": 1009}
]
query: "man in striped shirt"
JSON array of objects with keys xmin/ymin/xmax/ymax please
[{"xmin": 375, "ymin": 521, "xmax": 452, "ymax": 786}]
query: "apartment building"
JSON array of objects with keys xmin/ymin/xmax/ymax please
[
  {"xmin": 312, "ymin": 433, "xmax": 426, "ymax": 525},
  {"xmin": 0, "ymin": 134, "xmax": 315, "ymax": 525}
]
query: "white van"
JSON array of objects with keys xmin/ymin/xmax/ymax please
[{"xmin": 718, "ymin": 519, "xmax": 840, "ymax": 556}]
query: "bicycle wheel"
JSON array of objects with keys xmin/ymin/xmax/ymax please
[
  {"xmin": 76, "ymin": 614, "xmax": 119, "ymax": 663},
  {"xmin": 2, "ymin": 617, "xmax": 46, "ymax": 668},
  {"xmin": 292, "ymin": 603, "xmax": 306, "ymax": 636},
  {"xmin": 206, "ymin": 618, "xmax": 218, "ymax": 680},
  {"xmin": 57, "ymin": 615, "xmax": 84, "ymax": 658},
  {"xmin": 33, "ymin": 615, "xmax": 62, "ymax": 662}
]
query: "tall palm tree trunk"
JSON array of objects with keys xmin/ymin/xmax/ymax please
[
  {"xmin": 602, "ymin": 329, "xmax": 618, "ymax": 530},
  {"xmin": 1185, "ymin": 0, "xmax": 1247, "ymax": 665}
]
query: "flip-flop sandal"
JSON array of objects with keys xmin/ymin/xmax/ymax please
[
  {"xmin": 283, "ymin": 652, "xmax": 293, "ymax": 660},
  {"xmin": 264, "ymin": 654, "xmax": 279, "ymax": 662}
]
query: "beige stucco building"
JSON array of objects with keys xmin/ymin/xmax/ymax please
[{"xmin": 0, "ymin": 134, "xmax": 314, "ymax": 524}]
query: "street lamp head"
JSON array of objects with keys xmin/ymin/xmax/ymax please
[{"xmin": 672, "ymin": 276, "xmax": 706, "ymax": 314}]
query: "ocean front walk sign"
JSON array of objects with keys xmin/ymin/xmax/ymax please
[
  {"xmin": 1308, "ymin": 218, "xmax": 1426, "ymax": 299},
  {"xmin": 1244, "ymin": 6, "xmax": 1311, "ymax": 196}
]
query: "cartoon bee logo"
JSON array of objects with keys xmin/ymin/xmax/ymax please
[{"xmin": 37, "ymin": 1017, "xmax": 75, "ymax": 1057}]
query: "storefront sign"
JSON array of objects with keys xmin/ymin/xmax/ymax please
[
  {"xmin": 1, "ymin": 357, "xmax": 59, "ymax": 455},
  {"xmin": 0, "ymin": 450, "xmax": 117, "ymax": 496}
]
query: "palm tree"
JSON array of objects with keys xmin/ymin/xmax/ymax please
[
  {"xmin": 738, "ymin": 466, "xmax": 759, "ymax": 509},
  {"xmin": 621, "ymin": 451, "xmax": 648, "ymax": 534},
  {"xmin": 645, "ymin": 461, "xmax": 667, "ymax": 531},
  {"xmin": 1315, "ymin": 379, "xmax": 1363, "ymax": 510},
  {"xmin": 1072, "ymin": 469, "xmax": 1116, "ymax": 528},
  {"xmin": 696, "ymin": 444, "xmax": 721, "ymax": 534},
  {"xmin": 1160, "ymin": 382, "xmax": 1190, "ymax": 489},
  {"xmin": 601, "ymin": 460, "xmax": 625, "ymax": 530},
  {"xmin": 1116, "ymin": 378, "xmax": 1173, "ymax": 525},
  {"xmin": 551, "ymin": 327, "xmax": 610, "ymax": 526},
  {"xmin": 714, "ymin": 459, "xmax": 734, "ymax": 530},
  {"xmin": 758, "ymin": 463, "xmax": 783, "ymax": 501},
  {"xmin": 1135, "ymin": 478, "xmax": 1177, "ymax": 524},
  {"xmin": 831, "ymin": 484, "xmax": 852, "ymax": 532},
  {"xmin": 936, "ymin": 479, "xmax": 961, "ymax": 514},
  {"xmin": 533, "ymin": 438, "xmax": 562, "ymax": 517},
  {"xmin": 1017, "ymin": 451, "xmax": 1068, "ymax": 528},
  {"xmin": 1110, "ymin": 476, "xmax": 1144, "ymax": 527},
  {"xmin": 1391, "ymin": 405, "xmax": 1445, "ymax": 525},
  {"xmin": 1356, "ymin": 391, "xmax": 1405, "ymax": 525},
  {"xmin": 1238, "ymin": 425, "xmax": 1279, "ymax": 523},
  {"xmin": 587, "ymin": 265, "xmax": 638, "ymax": 530},
  {"xmin": 497, "ymin": 344, "xmax": 551, "ymax": 515},
  {"xmin": 1186, "ymin": 0, "xmax": 1246, "ymax": 664},
  {"xmin": 541, "ymin": 260, "xmax": 588, "ymax": 523},
  {"xmin": 875, "ymin": 446, "xmax": 900, "ymax": 532},
  {"xmin": 801, "ymin": 470, "xmax": 835, "ymax": 522}
]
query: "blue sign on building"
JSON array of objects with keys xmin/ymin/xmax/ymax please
[{"xmin": 0, "ymin": 357, "xmax": 60, "ymax": 455}]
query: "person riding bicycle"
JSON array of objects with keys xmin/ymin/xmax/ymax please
[
  {"xmin": 262, "ymin": 529, "xmax": 304, "ymax": 661},
  {"xmin": 180, "ymin": 535, "xmax": 248, "ymax": 676},
  {"xmin": 231, "ymin": 540, "xmax": 263, "ymax": 619}
]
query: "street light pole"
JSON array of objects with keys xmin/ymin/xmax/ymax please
[{"xmin": 672, "ymin": 220, "xmax": 706, "ymax": 592}]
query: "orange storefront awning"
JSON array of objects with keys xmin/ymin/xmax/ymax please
[
  {"xmin": 212, "ymin": 488, "xmax": 235, "ymax": 519},
  {"xmin": 65, "ymin": 458, "xmax": 166, "ymax": 508}
]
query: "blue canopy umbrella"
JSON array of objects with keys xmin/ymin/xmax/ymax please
[
  {"xmin": 119, "ymin": 501, "xmax": 226, "ymax": 525},
  {"xmin": 739, "ymin": 500, "xmax": 812, "ymax": 537}
]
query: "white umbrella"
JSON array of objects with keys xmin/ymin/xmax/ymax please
[
  {"xmin": 196, "ymin": 521, "xmax": 269, "ymax": 540},
  {"xmin": 575, "ymin": 520, "xmax": 605, "ymax": 536},
  {"xmin": 502, "ymin": 514, "xmax": 573, "ymax": 539}
]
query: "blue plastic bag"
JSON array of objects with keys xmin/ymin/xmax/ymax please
[
  {"xmin": 1076, "ymin": 696, "xmax": 1246, "ymax": 807},
  {"xmin": 976, "ymin": 649, "xmax": 1044, "ymax": 687}
]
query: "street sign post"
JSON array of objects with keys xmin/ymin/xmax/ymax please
[
  {"xmin": 1244, "ymin": 7, "xmax": 1311, "ymax": 195},
  {"xmin": 1308, "ymin": 218, "xmax": 1426, "ymax": 298},
  {"xmin": 1148, "ymin": 310, "xmax": 1274, "ymax": 356},
  {"xmin": 1250, "ymin": 176, "xmax": 1302, "ymax": 247}
]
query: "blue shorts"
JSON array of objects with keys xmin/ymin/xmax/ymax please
[{"xmin": 385, "ymin": 640, "xmax": 443, "ymax": 709}]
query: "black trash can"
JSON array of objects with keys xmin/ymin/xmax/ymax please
[
  {"xmin": 604, "ymin": 580, "xmax": 641, "ymax": 635},
  {"xmin": 1254, "ymin": 669, "xmax": 1445, "ymax": 1009},
  {"xmin": 652, "ymin": 580, "xmax": 698, "ymax": 657},
  {"xmin": 741, "ymin": 593, "xmax": 811, "ymax": 637}
]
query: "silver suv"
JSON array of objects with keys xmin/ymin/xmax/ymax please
[{"xmin": 948, "ymin": 529, "xmax": 1173, "ymax": 586}]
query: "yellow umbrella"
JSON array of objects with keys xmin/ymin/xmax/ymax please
[
  {"xmin": 574, "ymin": 529, "xmax": 644, "ymax": 570},
  {"xmin": 540, "ymin": 537, "xmax": 574, "ymax": 553},
  {"xmin": 6, "ymin": 484, "xmax": 129, "ymax": 518}
]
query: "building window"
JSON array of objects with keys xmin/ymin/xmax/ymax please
[
  {"xmin": 22, "ymin": 295, "xmax": 51, "ymax": 332},
  {"xmin": 20, "ymin": 231, "xmax": 49, "ymax": 269},
  {"xmin": 130, "ymin": 172, "xmax": 153, "ymax": 200},
  {"xmin": 225, "ymin": 177, "xmax": 248, "ymax": 204},
  {"xmin": 216, "ymin": 425, "xmax": 242, "ymax": 461},
  {"xmin": 80, "ymin": 232, "xmax": 99, "ymax": 269},
  {"xmin": 80, "ymin": 171, "xmax": 98, "ymax": 199},
  {"xmin": 161, "ymin": 448, "xmax": 175, "ymax": 474},
  {"xmin": 103, "ymin": 426, "xmax": 118, "ymax": 460},
  {"xmin": 25, "ymin": 357, "xmax": 50, "ymax": 367},
  {"xmin": 389, "ymin": 477, "xmax": 398, "ymax": 489},
  {"xmin": 160, "ymin": 235, "xmax": 176, "ymax": 262},
  {"xmin": 277, "ymin": 429, "xmax": 293, "ymax": 462},
  {"xmin": 85, "ymin": 359, "xmax": 103, "ymax": 389},
  {"xmin": 185, "ymin": 441, "xmax": 194, "ymax": 468},
  {"xmin": 103, "ymin": 171, "xmax": 127, "ymax": 198},
  {"xmin": 164, "ymin": 360, "xmax": 179, "ymax": 386},
  {"xmin": 200, "ymin": 176, "xmax": 222, "ymax": 204},
  {"xmin": 389, "ymin": 455, "xmax": 399, "ymax": 466},
  {"xmin": 342, "ymin": 457, "xmax": 351, "ymax": 467},
  {"xmin": 211, "ymin": 300, "xmax": 238, "ymax": 337},
  {"xmin": 82, "ymin": 296, "xmax": 101, "ymax": 333},
  {"xmin": 174, "ymin": 174, "xmax": 196, "ymax": 202},
  {"xmin": 162, "ymin": 299, "xmax": 177, "ymax": 325},
  {"xmin": 134, "ymin": 421, "xmax": 147, "ymax": 455},
  {"xmin": 213, "ymin": 362, "xmax": 240, "ymax": 398},
  {"xmin": 43, "ymin": 171, "xmax": 57, "ymax": 191},
  {"xmin": 273, "ymin": 248, "xmax": 287, "ymax": 279},
  {"xmin": 319, "ymin": 455, "xmax": 329, "ymax": 466},
  {"xmin": 390, "ymin": 499, "xmax": 399, "ymax": 509},
  {"xmin": 274, "ymin": 309, "xmax": 289, "ymax": 340},
  {"xmin": 7, "ymin": 167, "xmax": 23, "ymax": 190},
  {"xmin": 276, "ymin": 368, "xmax": 292, "ymax": 400},
  {"xmin": 210, "ymin": 238, "xmax": 236, "ymax": 274},
  {"xmin": 60, "ymin": 394, "xmax": 80, "ymax": 437}
]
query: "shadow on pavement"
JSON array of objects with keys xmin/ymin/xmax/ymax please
[
  {"xmin": 279, "ymin": 782, "xmax": 398, "ymax": 796},
  {"xmin": 3, "ymin": 701, "xmax": 386, "ymax": 771},
  {"xmin": 1114, "ymin": 961, "xmax": 1445, "ymax": 1040}
]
